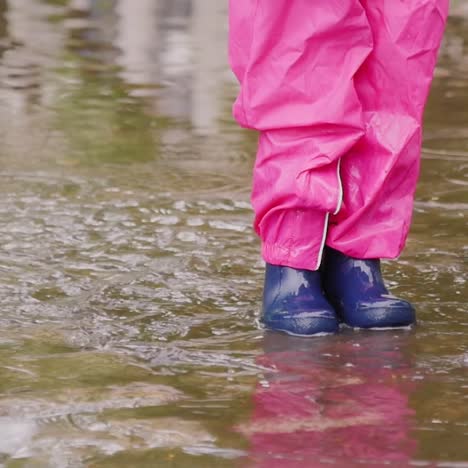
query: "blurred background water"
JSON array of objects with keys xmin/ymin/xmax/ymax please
[{"xmin": 0, "ymin": 1, "xmax": 466, "ymax": 466}]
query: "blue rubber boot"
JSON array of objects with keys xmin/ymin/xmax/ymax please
[
  {"xmin": 262, "ymin": 263, "xmax": 340, "ymax": 336},
  {"xmin": 322, "ymin": 247, "xmax": 416, "ymax": 329}
]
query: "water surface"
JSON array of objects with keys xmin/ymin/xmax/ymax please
[{"xmin": 0, "ymin": 1, "xmax": 467, "ymax": 466}]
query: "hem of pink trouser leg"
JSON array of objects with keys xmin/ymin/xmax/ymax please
[
  {"xmin": 262, "ymin": 243, "xmax": 308, "ymax": 271},
  {"xmin": 324, "ymin": 240, "xmax": 403, "ymax": 261},
  {"xmin": 260, "ymin": 212, "xmax": 329, "ymax": 271},
  {"xmin": 261, "ymin": 242, "xmax": 324, "ymax": 272}
]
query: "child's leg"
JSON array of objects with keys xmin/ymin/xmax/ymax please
[
  {"xmin": 229, "ymin": 0, "xmax": 373, "ymax": 271},
  {"xmin": 321, "ymin": 0, "xmax": 449, "ymax": 329},
  {"xmin": 327, "ymin": 0, "xmax": 449, "ymax": 259}
]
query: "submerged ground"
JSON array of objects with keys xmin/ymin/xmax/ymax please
[{"xmin": 0, "ymin": 1, "xmax": 467, "ymax": 466}]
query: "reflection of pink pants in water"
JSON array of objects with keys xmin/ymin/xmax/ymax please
[
  {"xmin": 229, "ymin": 0, "xmax": 449, "ymax": 270},
  {"xmin": 244, "ymin": 338, "xmax": 418, "ymax": 466}
]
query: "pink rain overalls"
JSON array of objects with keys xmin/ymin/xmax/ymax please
[{"xmin": 229, "ymin": 0, "xmax": 449, "ymax": 271}]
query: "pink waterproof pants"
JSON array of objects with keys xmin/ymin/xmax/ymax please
[{"xmin": 229, "ymin": 0, "xmax": 449, "ymax": 270}]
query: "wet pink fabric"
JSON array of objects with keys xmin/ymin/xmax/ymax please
[{"xmin": 229, "ymin": 0, "xmax": 449, "ymax": 270}]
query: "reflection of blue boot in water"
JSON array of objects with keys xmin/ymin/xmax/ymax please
[
  {"xmin": 262, "ymin": 264, "xmax": 339, "ymax": 336},
  {"xmin": 322, "ymin": 248, "xmax": 416, "ymax": 329}
]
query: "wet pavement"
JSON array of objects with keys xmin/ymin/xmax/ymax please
[{"xmin": 0, "ymin": 1, "xmax": 467, "ymax": 466}]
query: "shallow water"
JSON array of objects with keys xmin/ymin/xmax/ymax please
[{"xmin": 0, "ymin": 1, "xmax": 466, "ymax": 467}]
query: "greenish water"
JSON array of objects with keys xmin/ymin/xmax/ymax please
[{"xmin": 0, "ymin": 2, "xmax": 466, "ymax": 467}]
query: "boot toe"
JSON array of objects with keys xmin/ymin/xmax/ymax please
[
  {"xmin": 345, "ymin": 297, "xmax": 416, "ymax": 329},
  {"xmin": 263, "ymin": 310, "xmax": 339, "ymax": 336}
]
